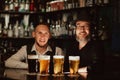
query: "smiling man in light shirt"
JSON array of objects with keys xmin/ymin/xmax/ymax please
[{"xmin": 5, "ymin": 22, "xmax": 63, "ymax": 69}]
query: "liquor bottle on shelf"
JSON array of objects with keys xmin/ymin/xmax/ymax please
[
  {"xmin": 102, "ymin": 0, "xmax": 110, "ymax": 5},
  {"xmin": 19, "ymin": 0, "xmax": 25, "ymax": 12},
  {"xmin": 18, "ymin": 21, "xmax": 25, "ymax": 38},
  {"xmin": 79, "ymin": 0, "xmax": 86, "ymax": 7},
  {"xmin": 29, "ymin": 0, "xmax": 35, "ymax": 11},
  {"xmin": 25, "ymin": 0, "xmax": 30, "ymax": 12},
  {"xmin": 64, "ymin": 0, "xmax": 68, "ymax": 9},
  {"xmin": 0, "ymin": 23, "xmax": 2, "ymax": 37},
  {"xmin": 23, "ymin": 15, "xmax": 29, "ymax": 37},
  {"xmin": 39, "ymin": 3, "xmax": 45, "ymax": 12},
  {"xmin": 13, "ymin": 21, "xmax": 19, "ymax": 38},
  {"xmin": 94, "ymin": 0, "xmax": 110, "ymax": 6},
  {"xmin": 7, "ymin": 24, "xmax": 13, "ymax": 37},
  {"xmin": 67, "ymin": 0, "xmax": 72, "ymax": 9},
  {"xmin": 2, "ymin": 25, "xmax": 8, "ymax": 38},
  {"xmin": 74, "ymin": 0, "xmax": 79, "ymax": 8},
  {"xmin": 28, "ymin": 22, "xmax": 34, "ymax": 37},
  {"xmin": 2, "ymin": 40, "xmax": 8, "ymax": 54},
  {"xmin": 68, "ymin": 22, "xmax": 75, "ymax": 37},
  {"xmin": 55, "ymin": 20, "xmax": 61, "ymax": 37},
  {"xmin": 50, "ymin": 20, "xmax": 56, "ymax": 37},
  {"xmin": 46, "ymin": 2, "xmax": 51, "ymax": 12},
  {"xmin": 91, "ymin": 26, "xmax": 99, "ymax": 40},
  {"xmin": 4, "ymin": 0, "xmax": 9, "ymax": 11},
  {"xmin": 86, "ymin": 0, "xmax": 94, "ymax": 7},
  {"xmin": 9, "ymin": 0, "xmax": 14, "ymax": 11},
  {"xmin": 98, "ymin": 17, "xmax": 108, "ymax": 40},
  {"xmin": 14, "ymin": 0, "xmax": 19, "ymax": 11}
]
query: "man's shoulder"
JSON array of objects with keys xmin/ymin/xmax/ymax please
[
  {"xmin": 56, "ymin": 46, "xmax": 62, "ymax": 49},
  {"xmin": 89, "ymin": 40, "xmax": 103, "ymax": 45}
]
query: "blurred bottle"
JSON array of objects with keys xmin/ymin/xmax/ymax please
[
  {"xmin": 29, "ymin": 0, "xmax": 34, "ymax": 11},
  {"xmin": 25, "ymin": 0, "xmax": 30, "ymax": 12},
  {"xmin": 14, "ymin": 0, "xmax": 19, "ymax": 11},
  {"xmin": 18, "ymin": 21, "xmax": 24, "ymax": 38},
  {"xmin": 46, "ymin": 2, "xmax": 51, "ymax": 12},
  {"xmin": 0, "ymin": 23, "xmax": 2, "ymax": 37},
  {"xmin": 67, "ymin": 0, "xmax": 72, "ymax": 9},
  {"xmin": 7, "ymin": 24, "xmax": 13, "ymax": 37},
  {"xmin": 74, "ymin": 0, "xmax": 79, "ymax": 8},
  {"xmin": 13, "ymin": 21, "xmax": 19, "ymax": 38},
  {"xmin": 98, "ymin": 17, "xmax": 107, "ymax": 40},
  {"xmin": 94, "ymin": 0, "xmax": 109, "ymax": 6},
  {"xmin": 28, "ymin": 22, "xmax": 34, "ymax": 37},
  {"xmin": 86, "ymin": 0, "xmax": 94, "ymax": 7},
  {"xmin": 64, "ymin": 0, "xmax": 68, "ymax": 9},
  {"xmin": 19, "ymin": 0, "xmax": 25, "ymax": 12},
  {"xmin": 9, "ymin": 0, "xmax": 14, "ymax": 11},
  {"xmin": 2, "ymin": 25, "xmax": 8, "ymax": 38},
  {"xmin": 4, "ymin": 0, "xmax": 9, "ymax": 11},
  {"xmin": 102, "ymin": 0, "xmax": 110, "ymax": 6},
  {"xmin": 79, "ymin": 0, "xmax": 86, "ymax": 7},
  {"xmin": 91, "ymin": 26, "xmax": 99, "ymax": 40}
]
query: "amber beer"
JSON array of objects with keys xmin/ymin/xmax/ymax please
[
  {"xmin": 38, "ymin": 55, "xmax": 50, "ymax": 74},
  {"xmin": 69, "ymin": 56, "xmax": 80, "ymax": 74},
  {"xmin": 53, "ymin": 55, "xmax": 64, "ymax": 74},
  {"xmin": 28, "ymin": 55, "xmax": 38, "ymax": 73}
]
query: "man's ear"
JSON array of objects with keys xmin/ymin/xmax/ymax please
[
  {"xmin": 32, "ymin": 31, "xmax": 35, "ymax": 38},
  {"xmin": 49, "ymin": 32, "xmax": 52, "ymax": 39}
]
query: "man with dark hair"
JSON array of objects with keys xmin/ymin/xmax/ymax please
[{"xmin": 64, "ymin": 18, "xmax": 104, "ymax": 73}]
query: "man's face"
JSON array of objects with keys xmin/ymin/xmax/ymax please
[
  {"xmin": 75, "ymin": 21, "xmax": 90, "ymax": 41},
  {"xmin": 32, "ymin": 24, "xmax": 51, "ymax": 47}
]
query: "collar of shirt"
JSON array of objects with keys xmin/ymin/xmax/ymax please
[{"xmin": 31, "ymin": 44, "xmax": 52, "ymax": 55}]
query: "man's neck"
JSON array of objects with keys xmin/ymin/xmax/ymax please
[
  {"xmin": 35, "ymin": 43, "xmax": 48, "ymax": 54},
  {"xmin": 78, "ymin": 39, "xmax": 89, "ymax": 50}
]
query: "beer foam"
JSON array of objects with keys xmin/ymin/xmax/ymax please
[
  {"xmin": 28, "ymin": 55, "xmax": 38, "ymax": 59},
  {"xmin": 53, "ymin": 55, "xmax": 64, "ymax": 59},
  {"xmin": 69, "ymin": 56, "xmax": 80, "ymax": 60},
  {"xmin": 39, "ymin": 55, "xmax": 50, "ymax": 60}
]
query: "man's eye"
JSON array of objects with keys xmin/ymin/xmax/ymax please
[
  {"xmin": 45, "ymin": 33, "xmax": 49, "ymax": 35},
  {"xmin": 37, "ymin": 32, "xmax": 42, "ymax": 34}
]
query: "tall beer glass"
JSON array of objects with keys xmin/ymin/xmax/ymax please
[
  {"xmin": 69, "ymin": 56, "xmax": 80, "ymax": 74},
  {"xmin": 28, "ymin": 55, "xmax": 38, "ymax": 73},
  {"xmin": 53, "ymin": 55, "xmax": 64, "ymax": 75},
  {"xmin": 38, "ymin": 55, "xmax": 50, "ymax": 74}
]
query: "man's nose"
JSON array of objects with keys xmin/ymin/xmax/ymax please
[
  {"xmin": 41, "ymin": 34, "xmax": 46, "ymax": 37},
  {"xmin": 80, "ymin": 26, "xmax": 85, "ymax": 30}
]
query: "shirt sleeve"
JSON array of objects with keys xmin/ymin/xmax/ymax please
[{"xmin": 5, "ymin": 46, "xmax": 28, "ymax": 69}]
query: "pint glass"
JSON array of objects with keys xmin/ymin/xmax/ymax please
[
  {"xmin": 53, "ymin": 55, "xmax": 64, "ymax": 75},
  {"xmin": 28, "ymin": 55, "xmax": 38, "ymax": 73},
  {"xmin": 38, "ymin": 55, "xmax": 50, "ymax": 74},
  {"xmin": 69, "ymin": 56, "xmax": 80, "ymax": 74}
]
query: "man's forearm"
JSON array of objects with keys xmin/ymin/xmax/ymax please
[{"xmin": 5, "ymin": 59, "xmax": 28, "ymax": 69}]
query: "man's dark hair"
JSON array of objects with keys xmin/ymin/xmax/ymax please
[
  {"xmin": 34, "ymin": 22, "xmax": 50, "ymax": 30},
  {"xmin": 74, "ymin": 16, "xmax": 92, "ymax": 26}
]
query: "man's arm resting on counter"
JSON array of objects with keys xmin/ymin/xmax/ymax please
[
  {"xmin": 5, "ymin": 59, "xmax": 28, "ymax": 69},
  {"xmin": 5, "ymin": 46, "xmax": 28, "ymax": 69}
]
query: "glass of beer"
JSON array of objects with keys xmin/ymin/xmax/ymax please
[
  {"xmin": 38, "ymin": 55, "xmax": 50, "ymax": 74},
  {"xmin": 53, "ymin": 55, "xmax": 64, "ymax": 75},
  {"xmin": 69, "ymin": 56, "xmax": 80, "ymax": 74},
  {"xmin": 28, "ymin": 55, "xmax": 39, "ymax": 73}
]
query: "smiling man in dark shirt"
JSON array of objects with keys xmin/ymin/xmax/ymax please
[{"xmin": 64, "ymin": 17, "xmax": 104, "ymax": 73}]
